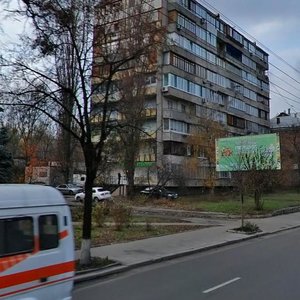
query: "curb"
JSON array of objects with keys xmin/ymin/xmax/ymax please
[{"xmin": 74, "ymin": 224, "xmax": 300, "ymax": 284}]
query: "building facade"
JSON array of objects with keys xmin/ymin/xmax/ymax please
[
  {"xmin": 94, "ymin": 0, "xmax": 270, "ymax": 188},
  {"xmin": 271, "ymin": 111, "xmax": 300, "ymax": 187}
]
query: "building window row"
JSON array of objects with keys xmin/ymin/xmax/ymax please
[
  {"xmin": 168, "ymin": 33, "xmax": 269, "ymax": 92},
  {"xmin": 177, "ymin": 14, "xmax": 217, "ymax": 47},
  {"xmin": 163, "ymin": 118, "xmax": 190, "ymax": 134},
  {"xmin": 228, "ymin": 96, "xmax": 259, "ymax": 117},
  {"xmin": 163, "ymin": 73, "xmax": 225, "ymax": 105},
  {"xmin": 168, "ymin": 32, "xmax": 223, "ymax": 67},
  {"xmin": 166, "ymin": 52, "xmax": 264, "ymax": 103},
  {"xmin": 196, "ymin": 105, "xmax": 227, "ymax": 123},
  {"xmin": 177, "ymin": 0, "xmax": 268, "ymax": 63},
  {"xmin": 166, "ymin": 98, "xmax": 227, "ymax": 125},
  {"xmin": 178, "ymin": 0, "xmax": 225, "ymax": 33}
]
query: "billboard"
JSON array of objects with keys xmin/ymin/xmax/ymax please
[{"xmin": 216, "ymin": 133, "xmax": 281, "ymax": 172}]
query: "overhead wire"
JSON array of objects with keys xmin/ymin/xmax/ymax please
[
  {"xmin": 113, "ymin": 0, "xmax": 300, "ymax": 112},
  {"xmin": 269, "ymin": 71, "xmax": 300, "ymax": 94},
  {"xmin": 196, "ymin": 0, "xmax": 300, "ymax": 112},
  {"xmin": 199, "ymin": 0, "xmax": 300, "ymax": 76},
  {"xmin": 144, "ymin": 0, "xmax": 300, "ymax": 88},
  {"xmin": 270, "ymin": 85, "xmax": 300, "ymax": 106}
]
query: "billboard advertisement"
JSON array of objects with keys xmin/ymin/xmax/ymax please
[{"xmin": 216, "ymin": 133, "xmax": 281, "ymax": 172}]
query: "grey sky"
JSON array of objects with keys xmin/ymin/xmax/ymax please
[
  {"xmin": 1, "ymin": 1, "xmax": 300, "ymax": 117},
  {"xmin": 204, "ymin": 0, "xmax": 300, "ymax": 117}
]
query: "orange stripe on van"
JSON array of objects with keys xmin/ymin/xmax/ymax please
[
  {"xmin": 0, "ymin": 231, "xmax": 69, "ymax": 274},
  {"xmin": 0, "ymin": 261, "xmax": 75, "ymax": 289},
  {"xmin": 59, "ymin": 229, "xmax": 68, "ymax": 239},
  {"xmin": 0, "ymin": 275, "xmax": 74, "ymax": 298},
  {"xmin": 0, "ymin": 254, "xmax": 30, "ymax": 273}
]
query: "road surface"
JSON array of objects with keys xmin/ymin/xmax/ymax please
[{"xmin": 73, "ymin": 227, "xmax": 300, "ymax": 300}]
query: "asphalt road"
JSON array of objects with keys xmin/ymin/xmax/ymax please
[{"xmin": 73, "ymin": 227, "xmax": 300, "ymax": 300}]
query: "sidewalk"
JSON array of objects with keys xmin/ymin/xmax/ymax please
[{"xmin": 75, "ymin": 211, "xmax": 300, "ymax": 283}]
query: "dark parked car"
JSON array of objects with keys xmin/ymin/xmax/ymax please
[
  {"xmin": 56, "ymin": 184, "xmax": 83, "ymax": 195},
  {"xmin": 140, "ymin": 187, "xmax": 178, "ymax": 199}
]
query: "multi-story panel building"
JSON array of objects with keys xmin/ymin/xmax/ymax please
[{"xmin": 93, "ymin": 0, "xmax": 270, "ymax": 188}]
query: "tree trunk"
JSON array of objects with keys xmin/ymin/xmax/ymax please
[
  {"xmin": 124, "ymin": 147, "xmax": 136, "ymax": 199},
  {"xmin": 80, "ymin": 239, "xmax": 91, "ymax": 265},
  {"xmin": 80, "ymin": 176, "xmax": 93, "ymax": 265},
  {"xmin": 79, "ymin": 146, "xmax": 98, "ymax": 265},
  {"xmin": 126, "ymin": 170, "xmax": 135, "ymax": 199},
  {"xmin": 254, "ymin": 189, "xmax": 262, "ymax": 210},
  {"xmin": 241, "ymin": 191, "xmax": 244, "ymax": 228}
]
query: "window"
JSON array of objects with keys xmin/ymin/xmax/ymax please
[
  {"xmin": 39, "ymin": 215, "xmax": 59, "ymax": 250},
  {"xmin": 242, "ymin": 55, "xmax": 256, "ymax": 70},
  {"xmin": 226, "ymin": 44, "xmax": 242, "ymax": 61},
  {"xmin": 145, "ymin": 75, "xmax": 156, "ymax": 85},
  {"xmin": 0, "ymin": 217, "xmax": 34, "ymax": 257},
  {"xmin": 163, "ymin": 141, "xmax": 187, "ymax": 156},
  {"xmin": 164, "ymin": 119, "xmax": 190, "ymax": 134},
  {"xmin": 227, "ymin": 114, "xmax": 245, "ymax": 129},
  {"xmin": 218, "ymin": 171, "xmax": 231, "ymax": 179}
]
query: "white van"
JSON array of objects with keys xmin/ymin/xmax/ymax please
[{"xmin": 0, "ymin": 184, "xmax": 75, "ymax": 299}]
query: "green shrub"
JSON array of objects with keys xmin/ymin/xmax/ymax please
[
  {"xmin": 110, "ymin": 204, "xmax": 132, "ymax": 231},
  {"xmin": 92, "ymin": 203, "xmax": 107, "ymax": 228},
  {"xmin": 145, "ymin": 218, "xmax": 152, "ymax": 232},
  {"xmin": 235, "ymin": 221, "xmax": 260, "ymax": 233},
  {"xmin": 71, "ymin": 206, "xmax": 84, "ymax": 222}
]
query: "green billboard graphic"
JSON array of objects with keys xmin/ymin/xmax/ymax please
[{"xmin": 216, "ymin": 133, "xmax": 281, "ymax": 172}]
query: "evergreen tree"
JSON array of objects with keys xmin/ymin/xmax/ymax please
[{"xmin": 0, "ymin": 127, "xmax": 13, "ymax": 183}]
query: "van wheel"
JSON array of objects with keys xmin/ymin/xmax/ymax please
[
  {"xmin": 75, "ymin": 196, "xmax": 81, "ymax": 202},
  {"xmin": 94, "ymin": 197, "xmax": 99, "ymax": 202}
]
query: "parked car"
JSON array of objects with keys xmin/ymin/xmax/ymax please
[
  {"xmin": 56, "ymin": 184, "xmax": 83, "ymax": 195},
  {"xmin": 140, "ymin": 187, "xmax": 178, "ymax": 199},
  {"xmin": 75, "ymin": 187, "xmax": 112, "ymax": 202}
]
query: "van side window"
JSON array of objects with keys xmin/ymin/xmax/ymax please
[
  {"xmin": 39, "ymin": 215, "xmax": 59, "ymax": 250},
  {"xmin": 0, "ymin": 217, "xmax": 34, "ymax": 257}
]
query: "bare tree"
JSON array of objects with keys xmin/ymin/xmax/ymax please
[
  {"xmin": 0, "ymin": 0, "xmax": 164, "ymax": 264},
  {"xmin": 238, "ymin": 147, "xmax": 279, "ymax": 210},
  {"xmin": 114, "ymin": 72, "xmax": 147, "ymax": 198},
  {"xmin": 227, "ymin": 144, "xmax": 279, "ymax": 211},
  {"xmin": 5, "ymin": 103, "xmax": 53, "ymax": 165},
  {"xmin": 276, "ymin": 128, "xmax": 300, "ymax": 188},
  {"xmin": 186, "ymin": 118, "xmax": 225, "ymax": 195},
  {"xmin": 56, "ymin": 47, "xmax": 77, "ymax": 183}
]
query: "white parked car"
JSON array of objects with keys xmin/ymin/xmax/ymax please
[{"xmin": 74, "ymin": 187, "xmax": 112, "ymax": 202}]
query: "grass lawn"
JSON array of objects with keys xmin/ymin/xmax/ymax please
[
  {"xmin": 132, "ymin": 191, "xmax": 300, "ymax": 215},
  {"xmin": 73, "ymin": 224, "xmax": 204, "ymax": 249},
  {"xmin": 73, "ymin": 191, "xmax": 300, "ymax": 271}
]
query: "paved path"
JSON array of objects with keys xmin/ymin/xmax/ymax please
[{"xmin": 75, "ymin": 210, "xmax": 300, "ymax": 283}]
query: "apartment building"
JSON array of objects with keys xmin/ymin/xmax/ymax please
[{"xmin": 93, "ymin": 0, "xmax": 270, "ymax": 187}]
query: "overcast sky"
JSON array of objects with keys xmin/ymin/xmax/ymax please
[
  {"xmin": 204, "ymin": 0, "xmax": 300, "ymax": 117},
  {"xmin": 1, "ymin": 1, "xmax": 300, "ymax": 118}
]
